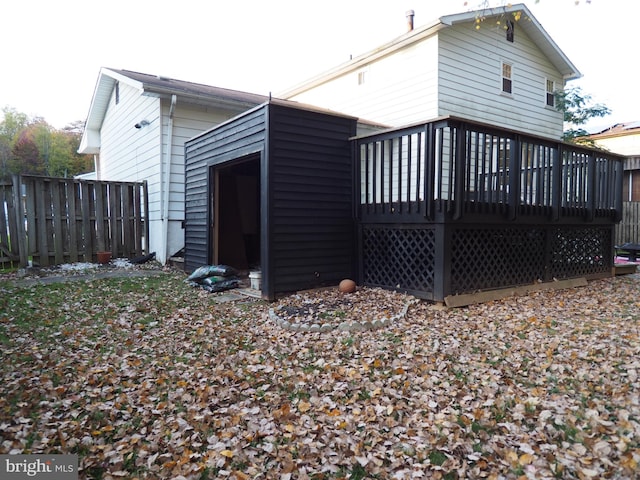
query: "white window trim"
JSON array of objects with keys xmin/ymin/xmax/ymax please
[
  {"xmin": 545, "ymin": 78, "xmax": 556, "ymax": 108},
  {"xmin": 500, "ymin": 60, "xmax": 513, "ymax": 97}
]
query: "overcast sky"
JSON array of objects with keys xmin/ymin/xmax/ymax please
[{"xmin": 1, "ymin": 0, "xmax": 637, "ymax": 132}]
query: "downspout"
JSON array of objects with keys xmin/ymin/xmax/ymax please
[
  {"xmin": 162, "ymin": 94, "xmax": 177, "ymax": 263},
  {"xmin": 94, "ymin": 154, "xmax": 101, "ymax": 180}
]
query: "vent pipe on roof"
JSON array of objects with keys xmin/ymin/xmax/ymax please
[{"xmin": 406, "ymin": 10, "xmax": 415, "ymax": 31}]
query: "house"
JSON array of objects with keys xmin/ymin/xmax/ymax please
[
  {"xmin": 184, "ymin": 4, "xmax": 624, "ymax": 303},
  {"xmin": 279, "ymin": 3, "xmax": 579, "ymax": 140},
  {"xmin": 78, "ymin": 68, "xmax": 267, "ymax": 264},
  {"xmin": 588, "ymin": 122, "xmax": 640, "ymax": 201}
]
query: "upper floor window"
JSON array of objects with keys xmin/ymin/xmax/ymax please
[
  {"xmin": 502, "ymin": 62, "xmax": 512, "ymax": 94},
  {"xmin": 115, "ymin": 81, "xmax": 120, "ymax": 105},
  {"xmin": 546, "ymin": 79, "xmax": 555, "ymax": 107}
]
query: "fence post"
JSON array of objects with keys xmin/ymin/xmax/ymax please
[{"xmin": 11, "ymin": 175, "xmax": 29, "ymax": 267}]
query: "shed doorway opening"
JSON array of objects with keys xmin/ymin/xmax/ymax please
[{"xmin": 211, "ymin": 154, "xmax": 261, "ymax": 272}]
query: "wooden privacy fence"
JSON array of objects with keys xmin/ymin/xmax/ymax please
[
  {"xmin": 1, "ymin": 179, "xmax": 20, "ymax": 268},
  {"xmin": 0, "ymin": 175, "xmax": 148, "ymax": 269},
  {"xmin": 615, "ymin": 201, "xmax": 640, "ymax": 246}
]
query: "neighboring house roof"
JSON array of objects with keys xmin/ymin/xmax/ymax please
[
  {"xmin": 589, "ymin": 121, "xmax": 640, "ymax": 139},
  {"xmin": 79, "ymin": 68, "xmax": 268, "ymax": 154},
  {"xmin": 278, "ymin": 3, "xmax": 581, "ymax": 99},
  {"xmin": 588, "ymin": 121, "xmax": 640, "ymax": 160}
]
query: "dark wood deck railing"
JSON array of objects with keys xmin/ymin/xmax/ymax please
[
  {"xmin": 355, "ymin": 116, "xmax": 624, "ymax": 224},
  {"xmin": 354, "ymin": 117, "xmax": 625, "ymax": 301}
]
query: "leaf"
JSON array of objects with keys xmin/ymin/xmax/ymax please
[
  {"xmin": 3, "ymin": 268, "xmax": 640, "ymax": 479},
  {"xmin": 519, "ymin": 453, "xmax": 534, "ymax": 465}
]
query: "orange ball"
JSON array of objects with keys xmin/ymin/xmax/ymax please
[{"xmin": 339, "ymin": 279, "xmax": 356, "ymax": 293}]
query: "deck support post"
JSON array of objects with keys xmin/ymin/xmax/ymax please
[
  {"xmin": 433, "ymin": 223, "xmax": 452, "ymax": 301},
  {"xmin": 508, "ymin": 136, "xmax": 522, "ymax": 221}
]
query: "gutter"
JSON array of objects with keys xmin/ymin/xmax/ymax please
[{"xmin": 162, "ymin": 94, "xmax": 177, "ymax": 264}]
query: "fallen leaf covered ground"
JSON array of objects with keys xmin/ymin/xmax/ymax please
[{"xmin": 1, "ymin": 265, "xmax": 639, "ymax": 479}]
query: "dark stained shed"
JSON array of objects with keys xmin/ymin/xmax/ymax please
[{"xmin": 184, "ymin": 100, "xmax": 359, "ymax": 300}]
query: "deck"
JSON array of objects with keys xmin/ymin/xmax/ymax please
[{"xmin": 353, "ymin": 116, "xmax": 624, "ymax": 301}]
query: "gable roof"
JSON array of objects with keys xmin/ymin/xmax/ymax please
[
  {"xmin": 79, "ymin": 68, "xmax": 267, "ymax": 153},
  {"xmin": 278, "ymin": 3, "xmax": 581, "ymax": 99}
]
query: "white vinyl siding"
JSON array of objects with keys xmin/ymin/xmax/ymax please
[
  {"xmin": 99, "ymin": 82, "xmax": 160, "ymax": 185},
  {"xmin": 162, "ymin": 104, "xmax": 235, "ymax": 258},
  {"xmin": 288, "ymin": 37, "xmax": 440, "ymax": 127},
  {"xmin": 97, "ymin": 81, "xmax": 245, "ymax": 262},
  {"xmin": 593, "ymin": 133, "xmax": 640, "ymax": 156},
  {"xmin": 437, "ymin": 21, "xmax": 564, "ymax": 139},
  {"xmin": 288, "ymin": 20, "xmax": 565, "ymax": 139}
]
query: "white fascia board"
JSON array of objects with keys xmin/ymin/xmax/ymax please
[{"xmin": 79, "ymin": 68, "xmax": 147, "ymax": 153}]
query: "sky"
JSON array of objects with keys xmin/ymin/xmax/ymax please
[{"xmin": 1, "ymin": 0, "xmax": 637, "ymax": 133}]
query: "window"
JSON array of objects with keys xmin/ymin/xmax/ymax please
[
  {"xmin": 546, "ymin": 79, "xmax": 555, "ymax": 107},
  {"xmin": 115, "ymin": 81, "xmax": 120, "ymax": 105},
  {"xmin": 502, "ymin": 62, "xmax": 512, "ymax": 94},
  {"xmin": 358, "ymin": 70, "xmax": 366, "ymax": 85},
  {"xmin": 506, "ymin": 20, "xmax": 515, "ymax": 42}
]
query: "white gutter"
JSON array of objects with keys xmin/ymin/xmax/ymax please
[{"xmin": 162, "ymin": 94, "xmax": 177, "ymax": 264}]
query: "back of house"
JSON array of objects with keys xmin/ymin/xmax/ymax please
[{"xmin": 279, "ymin": 3, "xmax": 579, "ymax": 140}]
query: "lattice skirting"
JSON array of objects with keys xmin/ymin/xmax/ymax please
[
  {"xmin": 360, "ymin": 225, "xmax": 436, "ymax": 295},
  {"xmin": 360, "ymin": 223, "xmax": 613, "ymax": 300},
  {"xmin": 450, "ymin": 226, "xmax": 546, "ymax": 293}
]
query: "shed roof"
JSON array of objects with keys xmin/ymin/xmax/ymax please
[
  {"xmin": 188, "ymin": 97, "xmax": 387, "ymax": 144},
  {"xmin": 278, "ymin": 3, "xmax": 581, "ymax": 99}
]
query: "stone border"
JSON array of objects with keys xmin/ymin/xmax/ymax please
[{"xmin": 268, "ymin": 299, "xmax": 417, "ymax": 332}]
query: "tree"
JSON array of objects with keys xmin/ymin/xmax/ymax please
[
  {"xmin": 48, "ymin": 128, "xmax": 92, "ymax": 177},
  {"xmin": 554, "ymin": 86, "xmax": 610, "ymax": 145},
  {"xmin": 10, "ymin": 131, "xmax": 44, "ymax": 175},
  {"xmin": 0, "ymin": 107, "xmax": 29, "ymax": 179},
  {"xmin": 0, "ymin": 108, "xmax": 92, "ymax": 179}
]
